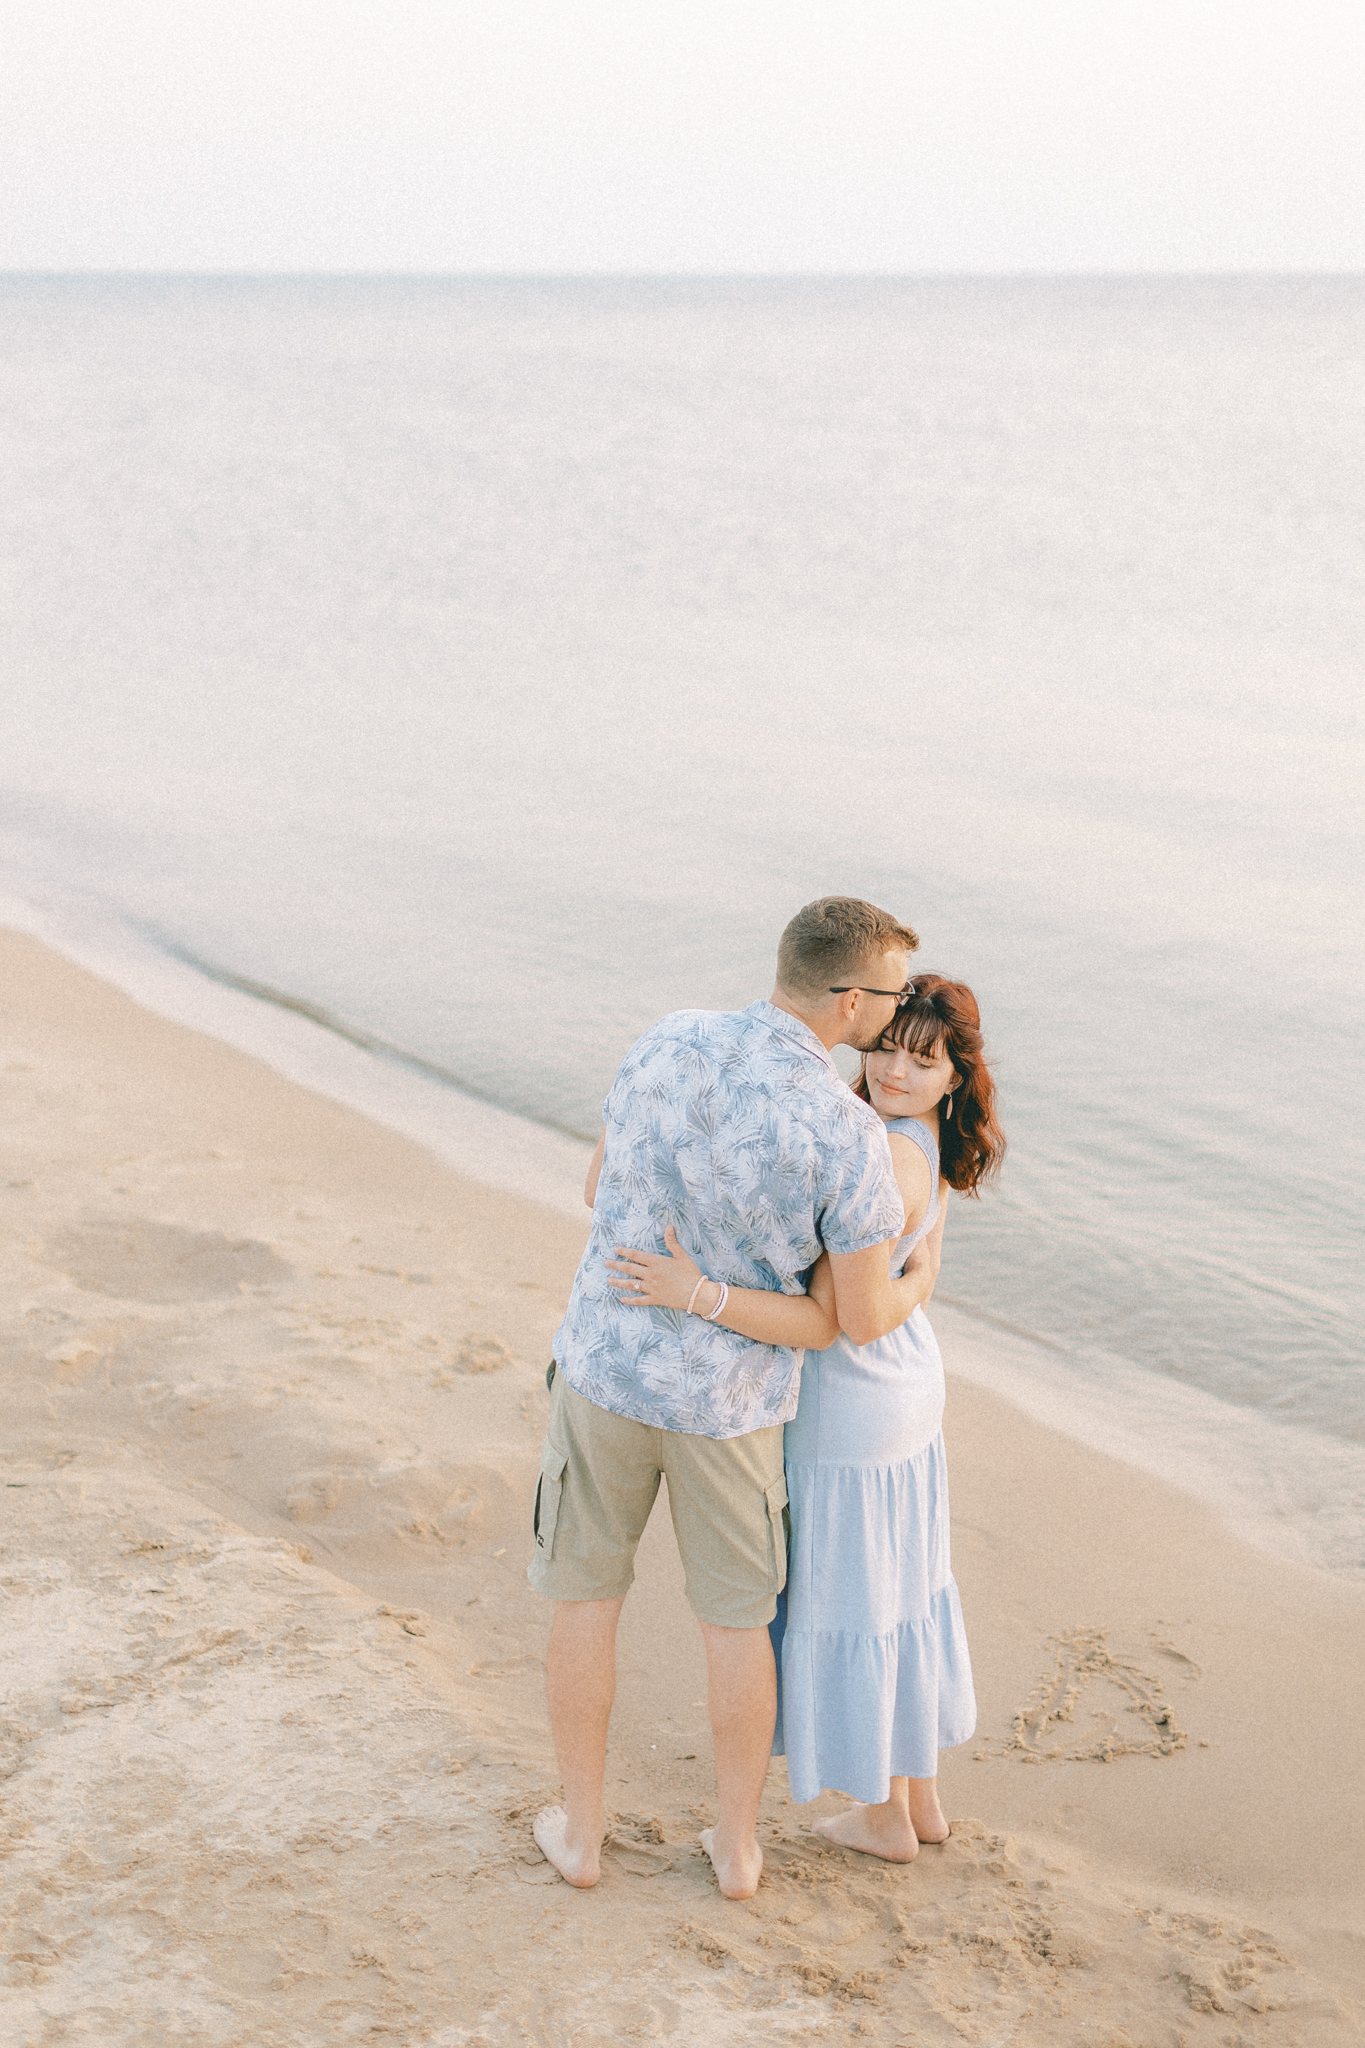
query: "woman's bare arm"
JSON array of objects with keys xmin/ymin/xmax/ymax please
[
  {"xmin": 605, "ymin": 1228, "xmax": 839, "ymax": 1349},
  {"xmin": 920, "ymin": 1181, "xmax": 949, "ymax": 1302}
]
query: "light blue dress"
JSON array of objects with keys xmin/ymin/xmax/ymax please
[{"xmin": 773, "ymin": 1116, "xmax": 976, "ymax": 1804}]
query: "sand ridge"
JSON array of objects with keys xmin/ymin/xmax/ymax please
[{"xmin": 3, "ymin": 929, "xmax": 1364, "ymax": 2044}]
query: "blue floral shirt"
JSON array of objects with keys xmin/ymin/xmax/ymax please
[{"xmin": 553, "ymin": 1002, "xmax": 904, "ymax": 1438}]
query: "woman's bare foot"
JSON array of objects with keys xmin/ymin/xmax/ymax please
[
  {"xmin": 533, "ymin": 1805, "xmax": 602, "ymax": 1889},
  {"xmin": 905, "ymin": 1782, "xmax": 951, "ymax": 1846},
  {"xmin": 699, "ymin": 1825, "xmax": 764, "ymax": 1900},
  {"xmin": 812, "ymin": 1803, "xmax": 920, "ymax": 1862}
]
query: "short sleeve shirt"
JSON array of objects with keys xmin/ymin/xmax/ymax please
[{"xmin": 552, "ymin": 1002, "xmax": 904, "ymax": 1438}]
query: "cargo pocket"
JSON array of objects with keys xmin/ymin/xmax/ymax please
[
  {"xmin": 533, "ymin": 1444, "xmax": 569, "ymax": 1561},
  {"xmin": 765, "ymin": 1475, "xmax": 790, "ymax": 1595}
]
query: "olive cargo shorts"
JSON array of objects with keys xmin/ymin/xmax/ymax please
[{"xmin": 528, "ymin": 1369, "xmax": 789, "ymax": 1629}]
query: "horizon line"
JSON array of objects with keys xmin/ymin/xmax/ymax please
[{"xmin": 3, "ymin": 265, "xmax": 1364, "ymax": 284}]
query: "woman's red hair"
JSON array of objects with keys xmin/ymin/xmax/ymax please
[{"xmin": 852, "ymin": 973, "xmax": 1005, "ymax": 1195}]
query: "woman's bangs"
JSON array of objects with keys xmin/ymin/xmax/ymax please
[{"xmin": 886, "ymin": 1002, "xmax": 943, "ymax": 1058}]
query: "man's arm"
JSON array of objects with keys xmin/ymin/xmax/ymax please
[
  {"xmin": 827, "ymin": 1238, "xmax": 936, "ymax": 1346},
  {"xmin": 826, "ymin": 1129, "xmax": 938, "ymax": 1344},
  {"xmin": 584, "ymin": 1131, "xmax": 605, "ymax": 1208}
]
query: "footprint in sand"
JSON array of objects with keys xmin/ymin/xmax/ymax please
[
  {"xmin": 452, "ymin": 1335, "xmax": 514, "ymax": 1375},
  {"xmin": 600, "ymin": 1812, "xmax": 677, "ymax": 1877},
  {"xmin": 602, "ymin": 1839, "xmax": 677, "ymax": 1878},
  {"xmin": 284, "ymin": 1471, "xmax": 347, "ymax": 1522}
]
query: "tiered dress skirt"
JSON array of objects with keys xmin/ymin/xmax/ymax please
[{"xmin": 772, "ymin": 1302, "xmax": 976, "ymax": 1805}]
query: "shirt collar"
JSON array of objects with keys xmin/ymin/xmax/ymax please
[{"xmin": 744, "ymin": 1000, "xmax": 842, "ymax": 1078}]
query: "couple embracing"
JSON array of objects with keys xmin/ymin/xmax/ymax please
[{"xmin": 529, "ymin": 896, "xmax": 1004, "ymax": 1898}]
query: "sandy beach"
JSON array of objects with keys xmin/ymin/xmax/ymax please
[{"xmin": 3, "ymin": 926, "xmax": 1363, "ymax": 2047}]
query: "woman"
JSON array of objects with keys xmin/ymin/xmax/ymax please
[{"xmin": 606, "ymin": 975, "xmax": 1004, "ymax": 1860}]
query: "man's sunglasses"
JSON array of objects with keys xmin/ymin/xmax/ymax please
[{"xmin": 829, "ymin": 981, "xmax": 916, "ymax": 1001}]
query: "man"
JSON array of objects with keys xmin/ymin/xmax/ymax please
[{"xmin": 529, "ymin": 897, "xmax": 938, "ymax": 1898}]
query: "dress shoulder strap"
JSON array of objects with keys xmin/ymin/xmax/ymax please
[
  {"xmin": 884, "ymin": 1115, "xmax": 939, "ymax": 1176},
  {"xmin": 883, "ymin": 1115, "xmax": 941, "ymax": 1253}
]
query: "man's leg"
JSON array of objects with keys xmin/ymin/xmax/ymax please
[
  {"xmin": 534, "ymin": 1594, "xmax": 627, "ymax": 1888},
  {"xmin": 698, "ymin": 1619, "xmax": 776, "ymax": 1900},
  {"xmin": 528, "ymin": 1377, "xmax": 662, "ymax": 1886},
  {"xmin": 660, "ymin": 1420, "xmax": 786, "ymax": 1902}
]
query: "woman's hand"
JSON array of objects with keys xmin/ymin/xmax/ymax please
[{"xmin": 605, "ymin": 1225, "xmax": 712, "ymax": 1312}]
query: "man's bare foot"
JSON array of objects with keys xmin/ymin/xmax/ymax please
[
  {"xmin": 699, "ymin": 1825, "xmax": 764, "ymax": 1900},
  {"xmin": 812, "ymin": 1803, "xmax": 920, "ymax": 1862},
  {"xmin": 533, "ymin": 1805, "xmax": 602, "ymax": 1889},
  {"xmin": 906, "ymin": 1784, "xmax": 951, "ymax": 1846}
]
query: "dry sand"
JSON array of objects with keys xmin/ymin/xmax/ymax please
[{"xmin": 2, "ymin": 927, "xmax": 1363, "ymax": 2047}]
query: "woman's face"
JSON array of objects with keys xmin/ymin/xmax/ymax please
[{"xmin": 864, "ymin": 1032, "xmax": 958, "ymax": 1123}]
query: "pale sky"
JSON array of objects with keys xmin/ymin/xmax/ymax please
[{"xmin": 3, "ymin": 1, "xmax": 1363, "ymax": 273}]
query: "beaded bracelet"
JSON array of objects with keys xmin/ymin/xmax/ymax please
[
  {"xmin": 685, "ymin": 1275, "xmax": 709, "ymax": 1315},
  {"xmin": 703, "ymin": 1282, "xmax": 729, "ymax": 1321}
]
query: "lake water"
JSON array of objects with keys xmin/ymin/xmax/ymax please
[{"xmin": 3, "ymin": 275, "xmax": 1363, "ymax": 1570}]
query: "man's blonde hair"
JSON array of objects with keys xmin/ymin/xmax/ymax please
[{"xmin": 776, "ymin": 897, "xmax": 919, "ymax": 1000}]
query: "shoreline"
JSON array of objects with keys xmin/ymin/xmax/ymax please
[
  {"xmin": 2, "ymin": 925, "xmax": 1363, "ymax": 2041},
  {"xmin": 0, "ymin": 886, "xmax": 594, "ymax": 1220},
  {"xmin": 5, "ymin": 892, "xmax": 1362, "ymax": 1583}
]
